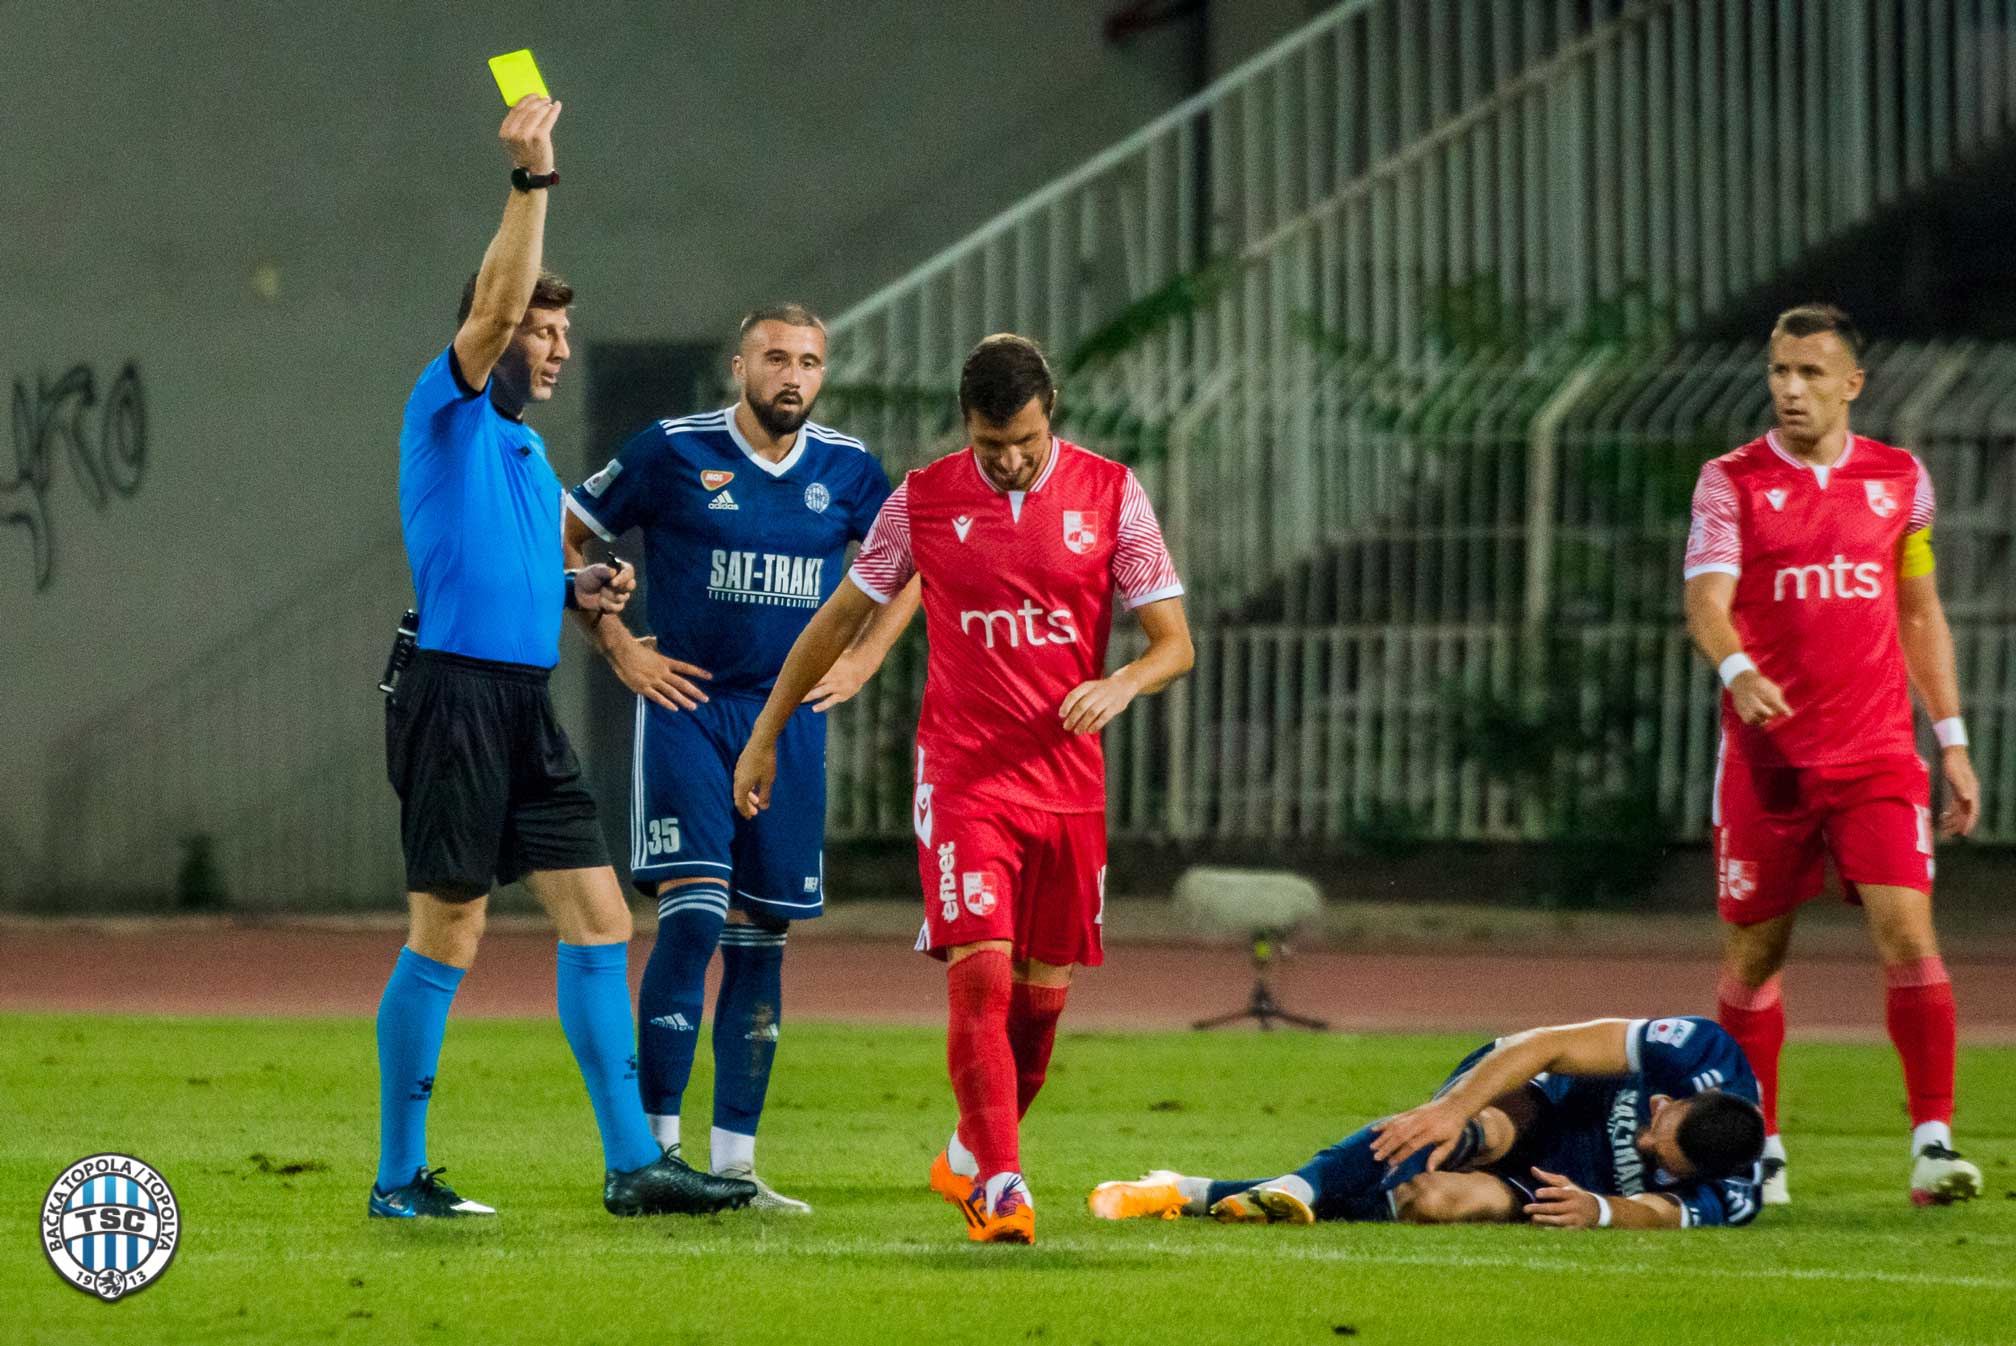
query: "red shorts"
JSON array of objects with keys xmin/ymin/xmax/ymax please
[
  {"xmin": 912, "ymin": 783, "xmax": 1107, "ymax": 967},
  {"xmin": 1713, "ymin": 751, "xmax": 1932, "ymax": 924}
]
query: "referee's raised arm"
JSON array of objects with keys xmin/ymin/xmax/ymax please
[
  {"xmin": 368, "ymin": 84, "xmax": 757, "ymax": 1222},
  {"xmin": 453, "ymin": 95, "xmax": 562, "ymax": 392}
]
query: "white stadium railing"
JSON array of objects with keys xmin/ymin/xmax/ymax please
[
  {"xmin": 828, "ymin": 339, "xmax": 2016, "ymax": 847},
  {"xmin": 36, "ymin": 0, "xmax": 2016, "ymax": 905},
  {"xmin": 828, "ymin": 0, "xmax": 2016, "ymax": 614}
]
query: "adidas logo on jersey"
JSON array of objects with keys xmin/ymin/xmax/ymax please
[
  {"xmin": 649, "ymin": 1013, "xmax": 697, "ymax": 1033},
  {"xmin": 709, "ymin": 491, "xmax": 739, "ymax": 511}
]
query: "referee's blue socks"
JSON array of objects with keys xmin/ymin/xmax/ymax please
[
  {"xmin": 637, "ymin": 890, "xmax": 729, "ymax": 1147},
  {"xmin": 374, "ymin": 947, "xmax": 465, "ymax": 1192},
  {"xmin": 555, "ymin": 940, "xmax": 663, "ymax": 1174},
  {"xmin": 712, "ymin": 924, "xmax": 786, "ymax": 1154}
]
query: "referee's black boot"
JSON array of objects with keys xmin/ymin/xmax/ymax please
[{"xmin": 604, "ymin": 1149, "xmax": 757, "ymax": 1216}]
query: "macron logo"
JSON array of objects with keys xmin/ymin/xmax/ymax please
[
  {"xmin": 1772, "ymin": 555, "xmax": 1882, "ymax": 601},
  {"xmin": 953, "ymin": 515, "xmax": 974, "ymax": 542},
  {"xmin": 959, "ymin": 601, "xmax": 1080, "ymax": 649}
]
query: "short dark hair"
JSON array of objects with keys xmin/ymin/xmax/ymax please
[
  {"xmin": 458, "ymin": 269, "xmax": 575, "ymax": 324},
  {"xmin": 959, "ymin": 333, "xmax": 1055, "ymax": 424},
  {"xmin": 1674, "ymin": 1090, "xmax": 1767, "ymax": 1181},
  {"xmin": 738, "ymin": 302, "xmax": 826, "ymax": 346},
  {"xmin": 1772, "ymin": 303, "xmax": 1863, "ymax": 362}
]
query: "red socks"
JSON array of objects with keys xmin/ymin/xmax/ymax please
[
  {"xmin": 1721, "ymin": 958, "xmax": 1958, "ymax": 1134},
  {"xmin": 1717, "ymin": 973, "xmax": 1786, "ymax": 1134},
  {"xmin": 946, "ymin": 951, "xmax": 1018, "ymax": 1180},
  {"xmin": 1885, "ymin": 957, "xmax": 1957, "ymax": 1127},
  {"xmin": 1007, "ymin": 982, "xmax": 1069, "ymax": 1118}
]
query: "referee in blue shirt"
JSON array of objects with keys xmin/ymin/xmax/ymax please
[{"xmin": 371, "ymin": 92, "xmax": 752, "ymax": 1220}]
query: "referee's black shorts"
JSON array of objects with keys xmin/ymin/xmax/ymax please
[{"xmin": 385, "ymin": 650, "xmax": 608, "ymax": 898}]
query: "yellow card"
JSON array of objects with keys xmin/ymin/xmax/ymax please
[{"xmin": 488, "ymin": 49, "xmax": 550, "ymax": 106}]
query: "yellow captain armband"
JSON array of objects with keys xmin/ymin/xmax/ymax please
[{"xmin": 1899, "ymin": 528, "xmax": 1935, "ymax": 580}]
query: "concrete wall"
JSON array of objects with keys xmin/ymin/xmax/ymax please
[
  {"xmin": 1, "ymin": 0, "xmax": 1260, "ymax": 904},
  {"xmin": 1206, "ymin": 0, "xmax": 1329, "ymax": 76}
]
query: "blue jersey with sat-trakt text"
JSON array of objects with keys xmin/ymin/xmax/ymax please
[
  {"xmin": 1523, "ymin": 1016, "xmax": 1763, "ymax": 1227},
  {"xmin": 566, "ymin": 408, "xmax": 890, "ymax": 697}
]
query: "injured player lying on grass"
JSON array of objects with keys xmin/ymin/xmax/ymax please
[{"xmin": 1091, "ymin": 1017, "xmax": 1767, "ymax": 1230}]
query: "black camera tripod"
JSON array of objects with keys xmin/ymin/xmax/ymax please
[{"xmin": 1192, "ymin": 929, "xmax": 1328, "ymax": 1032}]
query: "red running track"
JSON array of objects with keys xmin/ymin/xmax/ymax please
[{"xmin": 4, "ymin": 918, "xmax": 2012, "ymax": 1041}]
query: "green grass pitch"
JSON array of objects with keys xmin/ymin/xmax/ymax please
[{"xmin": 5, "ymin": 1015, "xmax": 2011, "ymax": 1345}]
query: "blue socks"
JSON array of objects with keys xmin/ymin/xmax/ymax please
[
  {"xmin": 374, "ymin": 947, "xmax": 465, "ymax": 1192},
  {"xmin": 1293, "ymin": 1124, "xmax": 1409, "ymax": 1222},
  {"xmin": 1204, "ymin": 1127, "xmax": 1411, "ymax": 1221},
  {"xmin": 555, "ymin": 940, "xmax": 663, "ymax": 1174},
  {"xmin": 712, "ymin": 925, "xmax": 786, "ymax": 1139},
  {"xmin": 636, "ymin": 892, "xmax": 728, "ymax": 1130},
  {"xmin": 1205, "ymin": 1177, "xmax": 1272, "ymax": 1209}
]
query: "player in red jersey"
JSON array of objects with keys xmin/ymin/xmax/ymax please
[
  {"xmin": 1682, "ymin": 304, "xmax": 1983, "ymax": 1208},
  {"xmin": 734, "ymin": 334, "xmax": 1194, "ymax": 1243}
]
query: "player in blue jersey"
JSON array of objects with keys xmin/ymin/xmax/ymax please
[
  {"xmin": 372, "ymin": 93, "xmax": 755, "ymax": 1221},
  {"xmin": 563, "ymin": 302, "xmax": 917, "ymax": 1211},
  {"xmin": 1089, "ymin": 1016, "xmax": 1766, "ymax": 1230}
]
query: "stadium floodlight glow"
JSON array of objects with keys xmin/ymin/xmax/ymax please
[{"xmin": 1174, "ymin": 867, "xmax": 1327, "ymax": 1032}]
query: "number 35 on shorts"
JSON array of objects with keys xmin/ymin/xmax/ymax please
[{"xmin": 645, "ymin": 815, "xmax": 681, "ymax": 857}]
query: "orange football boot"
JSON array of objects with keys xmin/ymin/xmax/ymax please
[
  {"xmin": 967, "ymin": 1174, "xmax": 1035, "ymax": 1244},
  {"xmin": 929, "ymin": 1149, "xmax": 973, "ymax": 1206},
  {"xmin": 1087, "ymin": 1171, "xmax": 1189, "ymax": 1220}
]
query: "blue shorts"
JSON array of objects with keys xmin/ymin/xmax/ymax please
[
  {"xmin": 1421, "ymin": 1039, "xmax": 1597, "ymax": 1206},
  {"xmin": 626, "ymin": 695, "xmax": 826, "ymax": 921}
]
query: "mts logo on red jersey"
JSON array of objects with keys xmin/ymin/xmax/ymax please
[
  {"xmin": 1771, "ymin": 554, "xmax": 1883, "ymax": 601},
  {"xmin": 959, "ymin": 600, "xmax": 1081, "ymax": 649}
]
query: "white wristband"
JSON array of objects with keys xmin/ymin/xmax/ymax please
[
  {"xmin": 1934, "ymin": 717, "xmax": 1969, "ymax": 749},
  {"xmin": 1593, "ymin": 1194, "xmax": 1613, "ymax": 1228},
  {"xmin": 1718, "ymin": 653, "xmax": 1757, "ymax": 688}
]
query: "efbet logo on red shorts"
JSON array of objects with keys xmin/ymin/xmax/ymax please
[
  {"xmin": 937, "ymin": 841, "xmax": 958, "ymax": 922},
  {"xmin": 961, "ymin": 871, "xmax": 999, "ymax": 918}
]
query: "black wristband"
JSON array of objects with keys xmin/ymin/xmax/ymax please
[
  {"xmin": 511, "ymin": 167, "xmax": 560, "ymax": 192},
  {"xmin": 1442, "ymin": 1117, "xmax": 1488, "ymax": 1171}
]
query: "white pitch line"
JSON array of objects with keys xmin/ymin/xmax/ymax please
[{"xmin": 604, "ymin": 1234, "xmax": 2015, "ymax": 1291}]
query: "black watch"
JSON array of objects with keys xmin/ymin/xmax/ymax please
[{"xmin": 511, "ymin": 167, "xmax": 560, "ymax": 192}]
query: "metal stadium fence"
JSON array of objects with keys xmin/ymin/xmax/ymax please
[
  {"xmin": 828, "ymin": 0, "xmax": 2016, "ymax": 542},
  {"xmin": 37, "ymin": 348, "xmax": 2016, "ymax": 909},
  {"xmin": 822, "ymin": 340, "xmax": 2016, "ymax": 849},
  {"xmin": 34, "ymin": 0, "xmax": 2016, "ymax": 906}
]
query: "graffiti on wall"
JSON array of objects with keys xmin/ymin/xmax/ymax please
[{"xmin": 2, "ymin": 363, "xmax": 147, "ymax": 591}]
